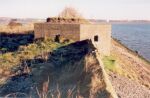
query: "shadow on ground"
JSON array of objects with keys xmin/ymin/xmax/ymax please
[
  {"xmin": 0, "ymin": 31, "xmax": 34, "ymax": 53},
  {"xmin": 0, "ymin": 40, "xmax": 112, "ymax": 98}
]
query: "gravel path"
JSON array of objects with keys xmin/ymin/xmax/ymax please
[{"xmin": 109, "ymin": 72, "xmax": 150, "ymax": 98}]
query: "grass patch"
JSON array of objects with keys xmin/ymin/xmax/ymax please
[
  {"xmin": 0, "ymin": 38, "xmax": 73, "ymax": 72},
  {"xmin": 102, "ymin": 56, "xmax": 116, "ymax": 71},
  {"xmin": 102, "ymin": 56, "xmax": 136, "ymax": 80},
  {"xmin": 102, "ymin": 56, "xmax": 123, "ymax": 74}
]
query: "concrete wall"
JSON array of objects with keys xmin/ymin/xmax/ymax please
[
  {"xmin": 34, "ymin": 23, "xmax": 80, "ymax": 41},
  {"xmin": 34, "ymin": 23, "xmax": 111, "ymax": 56},
  {"xmin": 80, "ymin": 24, "xmax": 111, "ymax": 56}
]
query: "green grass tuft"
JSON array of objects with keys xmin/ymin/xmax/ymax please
[
  {"xmin": 102, "ymin": 56, "xmax": 124, "ymax": 75},
  {"xmin": 102, "ymin": 56, "xmax": 117, "ymax": 72},
  {"xmin": 0, "ymin": 38, "xmax": 73, "ymax": 71}
]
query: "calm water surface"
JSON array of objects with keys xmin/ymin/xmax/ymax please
[{"xmin": 112, "ymin": 23, "xmax": 150, "ymax": 61}]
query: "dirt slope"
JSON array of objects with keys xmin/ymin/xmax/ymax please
[
  {"xmin": 31, "ymin": 40, "xmax": 117, "ymax": 98},
  {"xmin": 0, "ymin": 38, "xmax": 149, "ymax": 98},
  {"xmin": 109, "ymin": 39, "xmax": 150, "ymax": 98},
  {"xmin": 0, "ymin": 40, "xmax": 117, "ymax": 98}
]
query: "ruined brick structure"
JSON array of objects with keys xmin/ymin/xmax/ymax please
[{"xmin": 34, "ymin": 18, "xmax": 111, "ymax": 56}]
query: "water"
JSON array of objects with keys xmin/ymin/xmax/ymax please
[{"xmin": 112, "ymin": 23, "xmax": 150, "ymax": 61}]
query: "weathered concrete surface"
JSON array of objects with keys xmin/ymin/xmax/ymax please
[
  {"xmin": 95, "ymin": 51, "xmax": 118, "ymax": 98},
  {"xmin": 34, "ymin": 23, "xmax": 111, "ymax": 56},
  {"xmin": 34, "ymin": 23, "xmax": 80, "ymax": 41},
  {"xmin": 80, "ymin": 24, "xmax": 111, "ymax": 56}
]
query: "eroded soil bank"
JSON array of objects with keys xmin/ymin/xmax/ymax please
[
  {"xmin": 0, "ymin": 38, "xmax": 149, "ymax": 98},
  {"xmin": 0, "ymin": 40, "xmax": 117, "ymax": 98}
]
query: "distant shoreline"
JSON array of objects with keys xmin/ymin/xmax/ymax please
[
  {"xmin": 1, "ymin": 17, "xmax": 150, "ymax": 25},
  {"xmin": 110, "ymin": 22, "xmax": 150, "ymax": 24}
]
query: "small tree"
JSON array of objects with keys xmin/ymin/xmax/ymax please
[{"xmin": 58, "ymin": 7, "xmax": 83, "ymax": 19}]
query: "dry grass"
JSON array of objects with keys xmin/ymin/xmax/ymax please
[
  {"xmin": 36, "ymin": 82, "xmax": 80, "ymax": 98},
  {"xmin": 4, "ymin": 76, "xmax": 82, "ymax": 98},
  {"xmin": 112, "ymin": 38, "xmax": 150, "ymax": 65},
  {"xmin": 111, "ymin": 38, "xmax": 150, "ymax": 88},
  {"xmin": 0, "ymin": 24, "xmax": 34, "ymax": 33},
  {"xmin": 2, "ymin": 40, "xmax": 116, "ymax": 98},
  {"xmin": 36, "ymin": 77, "xmax": 50, "ymax": 98},
  {"xmin": 0, "ymin": 38, "xmax": 72, "ymax": 85},
  {"xmin": 4, "ymin": 92, "xmax": 29, "ymax": 98},
  {"xmin": 0, "ymin": 38, "xmax": 70, "ymax": 69}
]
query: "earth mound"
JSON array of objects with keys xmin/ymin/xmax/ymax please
[{"xmin": 0, "ymin": 40, "xmax": 117, "ymax": 98}]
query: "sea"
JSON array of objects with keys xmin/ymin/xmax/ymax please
[{"xmin": 112, "ymin": 23, "xmax": 150, "ymax": 61}]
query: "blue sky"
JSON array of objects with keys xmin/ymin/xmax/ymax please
[{"xmin": 0, "ymin": 0, "xmax": 150, "ymax": 20}]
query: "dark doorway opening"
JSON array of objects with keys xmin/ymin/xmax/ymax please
[
  {"xmin": 94, "ymin": 35, "xmax": 98, "ymax": 42},
  {"xmin": 55, "ymin": 34, "xmax": 60, "ymax": 43}
]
